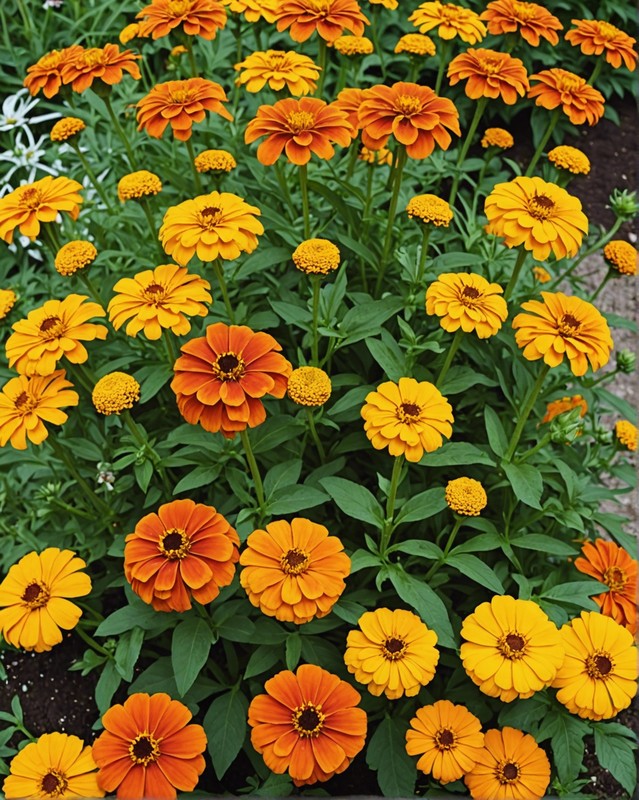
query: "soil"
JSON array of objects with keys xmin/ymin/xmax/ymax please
[{"xmin": 583, "ymin": 705, "xmax": 639, "ymax": 800}]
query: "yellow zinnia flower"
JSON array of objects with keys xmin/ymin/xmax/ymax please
[
  {"xmin": 548, "ymin": 145, "xmax": 591, "ymax": 175},
  {"xmin": 287, "ymin": 367, "xmax": 332, "ymax": 406},
  {"xmin": 0, "ymin": 288, "xmax": 17, "ymax": 319},
  {"xmin": 0, "ymin": 176, "xmax": 83, "ymax": 244},
  {"xmin": 50, "ymin": 116, "xmax": 86, "ymax": 142},
  {"xmin": 480, "ymin": 127, "xmax": 513, "ymax": 149},
  {"xmin": 334, "ymin": 35, "xmax": 374, "ymax": 55},
  {"xmin": 409, "ymin": 1, "xmax": 487, "ymax": 44},
  {"xmin": 194, "ymin": 149, "xmax": 237, "ymax": 173},
  {"xmin": 292, "ymin": 239, "xmax": 341, "ymax": 275},
  {"xmin": 406, "ymin": 194, "xmax": 453, "ymax": 227},
  {"xmin": 54, "ymin": 240, "xmax": 97, "ymax": 276},
  {"xmin": 445, "ymin": 477, "xmax": 487, "ymax": 515},
  {"xmin": 93, "ymin": 372, "xmax": 141, "ymax": 415},
  {"xmin": 223, "ymin": 0, "xmax": 278, "ymax": 23},
  {"xmin": 234, "ymin": 50, "xmax": 320, "ymax": 95},
  {"xmin": 426, "ymin": 272, "xmax": 508, "ymax": 338},
  {"xmin": 615, "ymin": 420, "xmax": 637, "ymax": 451},
  {"xmin": 395, "ymin": 33, "xmax": 436, "ymax": 56},
  {"xmin": 603, "ymin": 240, "xmax": 637, "ymax": 276},
  {"xmin": 117, "ymin": 170, "xmax": 163, "ymax": 202}
]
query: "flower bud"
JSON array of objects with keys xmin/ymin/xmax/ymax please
[
  {"xmin": 609, "ymin": 189, "xmax": 639, "ymax": 221},
  {"xmin": 594, "ymin": 426, "xmax": 613, "ymax": 445},
  {"xmin": 616, "ymin": 349, "xmax": 636, "ymax": 374},
  {"xmin": 549, "ymin": 407, "xmax": 585, "ymax": 444}
]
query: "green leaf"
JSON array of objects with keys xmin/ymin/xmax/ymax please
[
  {"xmin": 498, "ymin": 695, "xmax": 550, "ymax": 731},
  {"xmin": 128, "ymin": 658, "xmax": 179, "ymax": 696},
  {"xmin": 332, "ymin": 599, "xmax": 368, "ymax": 625},
  {"xmin": 171, "ymin": 618, "xmax": 215, "ymax": 697},
  {"xmin": 450, "ymin": 533, "xmax": 502, "ymax": 554},
  {"xmin": 446, "ymin": 554, "xmax": 505, "ymax": 594},
  {"xmin": 502, "ymin": 462, "xmax": 543, "ymax": 509},
  {"xmin": 173, "ymin": 466, "xmax": 219, "ymax": 494},
  {"xmin": 593, "ymin": 725, "xmax": 638, "ymax": 795},
  {"xmin": 440, "ymin": 367, "xmax": 498, "ymax": 395},
  {"xmin": 484, "ymin": 406, "xmax": 509, "ymax": 457},
  {"xmin": 137, "ymin": 364, "xmax": 173, "ymax": 403},
  {"xmin": 541, "ymin": 580, "xmax": 606, "ymax": 608},
  {"xmin": 299, "ymin": 636, "xmax": 344, "ymax": 672},
  {"xmin": 394, "ymin": 488, "xmax": 447, "ymax": 524},
  {"xmin": 250, "ymin": 416, "xmax": 305, "ymax": 455},
  {"xmin": 366, "ymin": 717, "xmax": 416, "ymax": 797},
  {"xmin": 349, "ymin": 549, "xmax": 383, "ymax": 573},
  {"xmin": 285, "ymin": 634, "xmax": 302, "ymax": 670},
  {"xmin": 388, "ymin": 540, "xmax": 443, "ymax": 560},
  {"xmin": 96, "ymin": 598, "xmax": 174, "ymax": 636},
  {"xmin": 268, "ymin": 484, "xmax": 328, "ymax": 515},
  {"xmin": 264, "ymin": 459, "xmax": 302, "ymax": 498},
  {"xmin": 419, "ymin": 442, "xmax": 496, "ymax": 467},
  {"xmin": 510, "ymin": 534, "xmax": 577, "ymax": 557},
  {"xmin": 244, "ymin": 644, "xmax": 282, "ymax": 679},
  {"xmin": 365, "ymin": 334, "xmax": 405, "ymax": 382},
  {"xmin": 388, "ymin": 566, "xmax": 455, "ymax": 648},
  {"xmin": 114, "ymin": 627, "xmax": 144, "ymax": 682},
  {"xmin": 95, "ymin": 661, "xmax": 122, "ymax": 717},
  {"xmin": 320, "ymin": 477, "xmax": 384, "ymax": 527},
  {"xmin": 203, "ymin": 690, "xmax": 248, "ymax": 780},
  {"xmin": 537, "ymin": 708, "xmax": 589, "ymax": 785}
]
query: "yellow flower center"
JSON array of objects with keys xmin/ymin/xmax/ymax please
[
  {"xmin": 39, "ymin": 315, "xmax": 65, "ymax": 340},
  {"xmin": 82, "ymin": 48, "xmax": 105, "ymax": 67},
  {"xmin": 170, "ymin": 88, "xmax": 194, "ymax": 104},
  {"xmin": 40, "ymin": 52, "xmax": 62, "ymax": 69},
  {"xmin": 460, "ymin": 285, "xmax": 482, "ymax": 305},
  {"xmin": 168, "ymin": 0, "xmax": 192, "ymax": 14},
  {"xmin": 528, "ymin": 193, "xmax": 555, "ymax": 220},
  {"xmin": 497, "ymin": 761, "xmax": 521, "ymax": 783},
  {"xmin": 212, "ymin": 351, "xmax": 246, "ymax": 381},
  {"xmin": 159, "ymin": 528, "xmax": 191, "ymax": 560},
  {"xmin": 143, "ymin": 282, "xmax": 168, "ymax": 303},
  {"xmin": 595, "ymin": 21, "xmax": 618, "ymax": 40},
  {"xmin": 21, "ymin": 581, "xmax": 50, "ymax": 609},
  {"xmin": 434, "ymin": 728, "xmax": 456, "ymax": 750},
  {"xmin": 396, "ymin": 94, "xmax": 422, "ymax": 116},
  {"xmin": 198, "ymin": 205, "xmax": 223, "ymax": 229},
  {"xmin": 585, "ymin": 651, "xmax": 614, "ymax": 680},
  {"xmin": 557, "ymin": 72, "xmax": 582, "ymax": 93},
  {"xmin": 14, "ymin": 390, "xmax": 37, "ymax": 413},
  {"xmin": 281, "ymin": 547, "xmax": 310, "ymax": 575},
  {"xmin": 292, "ymin": 702, "xmax": 325, "ymax": 737},
  {"xmin": 17, "ymin": 186, "xmax": 43, "ymax": 209},
  {"xmin": 396, "ymin": 402, "xmax": 421, "ymax": 423},
  {"xmin": 497, "ymin": 632, "xmax": 527, "ymax": 659},
  {"xmin": 603, "ymin": 565, "xmax": 627, "ymax": 591},
  {"xmin": 477, "ymin": 55, "xmax": 502, "ymax": 75},
  {"xmin": 307, "ymin": 0, "xmax": 331, "ymax": 15},
  {"xmin": 40, "ymin": 770, "xmax": 69, "ymax": 797},
  {"xmin": 440, "ymin": 5, "xmax": 461, "ymax": 21},
  {"xmin": 129, "ymin": 733, "xmax": 161, "ymax": 765},
  {"xmin": 286, "ymin": 111, "xmax": 315, "ymax": 133},
  {"xmin": 382, "ymin": 636, "xmax": 407, "ymax": 661},
  {"xmin": 267, "ymin": 52, "xmax": 288, "ymax": 68},
  {"xmin": 512, "ymin": 2, "xmax": 537, "ymax": 21},
  {"xmin": 558, "ymin": 313, "xmax": 581, "ymax": 338}
]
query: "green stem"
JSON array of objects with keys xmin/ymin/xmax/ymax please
[
  {"xmin": 140, "ymin": 198, "xmax": 166, "ymax": 262},
  {"xmin": 515, "ymin": 433, "xmax": 551, "ymax": 464},
  {"xmin": 316, "ymin": 39, "xmax": 328, "ymax": 96},
  {"xmin": 101, "ymin": 94, "xmax": 137, "ymax": 169},
  {"xmin": 375, "ymin": 146, "xmax": 407, "ymax": 296},
  {"xmin": 163, "ymin": 328, "xmax": 178, "ymax": 366},
  {"xmin": 369, "ymin": 6, "xmax": 387, "ymax": 79},
  {"xmin": 503, "ymin": 247, "xmax": 528, "ymax": 301},
  {"xmin": 240, "ymin": 429, "xmax": 266, "ymax": 518},
  {"xmin": 434, "ymin": 41, "xmax": 450, "ymax": 94},
  {"xmin": 589, "ymin": 270, "xmax": 612, "ymax": 302},
  {"xmin": 77, "ymin": 271, "xmax": 103, "ymax": 306},
  {"xmin": 122, "ymin": 410, "xmax": 173, "ymax": 497},
  {"xmin": 48, "ymin": 437, "xmax": 111, "ymax": 517},
  {"xmin": 525, "ymin": 109, "xmax": 560, "ymax": 177},
  {"xmin": 76, "ymin": 624, "xmax": 114, "ymax": 659},
  {"xmin": 273, "ymin": 160, "xmax": 296, "ymax": 219},
  {"xmin": 213, "ymin": 259, "xmax": 235, "ymax": 322},
  {"xmin": 185, "ymin": 138, "xmax": 203, "ymax": 193},
  {"xmin": 449, "ymin": 98, "xmax": 487, "ymax": 207},
  {"xmin": 415, "ymin": 225, "xmax": 431, "ymax": 284},
  {"xmin": 504, "ymin": 364, "xmax": 550, "ymax": 462},
  {"xmin": 185, "ymin": 37, "xmax": 198, "ymax": 77},
  {"xmin": 299, "ymin": 164, "xmax": 311, "ymax": 239},
  {"xmin": 546, "ymin": 217, "xmax": 623, "ymax": 291},
  {"xmin": 424, "ymin": 517, "xmax": 463, "ymax": 582},
  {"xmin": 346, "ymin": 142, "xmax": 359, "ymax": 179},
  {"xmin": 588, "ymin": 59, "xmax": 604, "ymax": 86},
  {"xmin": 69, "ymin": 142, "xmax": 114, "ymax": 211},
  {"xmin": 380, "ymin": 456, "xmax": 403, "ymax": 556},
  {"xmin": 306, "ymin": 408, "xmax": 326, "ymax": 462},
  {"xmin": 311, "ymin": 275, "xmax": 321, "ymax": 365},
  {"xmin": 435, "ymin": 328, "xmax": 463, "ymax": 388}
]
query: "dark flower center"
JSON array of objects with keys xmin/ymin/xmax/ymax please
[
  {"xmin": 585, "ymin": 650, "xmax": 614, "ymax": 680},
  {"xmin": 160, "ymin": 528, "xmax": 190, "ymax": 559},
  {"xmin": 528, "ymin": 193, "xmax": 555, "ymax": 220},
  {"xmin": 199, "ymin": 205, "xmax": 223, "ymax": 229},
  {"xmin": 41, "ymin": 770, "xmax": 68, "ymax": 797},
  {"xmin": 281, "ymin": 547, "xmax": 309, "ymax": 575},
  {"xmin": 558, "ymin": 313, "xmax": 581, "ymax": 337},
  {"xmin": 218, "ymin": 354, "xmax": 239, "ymax": 371},
  {"xmin": 382, "ymin": 637, "xmax": 407, "ymax": 661},
  {"xmin": 129, "ymin": 734, "xmax": 160, "ymax": 765},
  {"xmin": 21, "ymin": 581, "xmax": 50, "ymax": 608},
  {"xmin": 498, "ymin": 631, "xmax": 526, "ymax": 659},
  {"xmin": 293, "ymin": 702, "xmax": 325, "ymax": 737},
  {"xmin": 435, "ymin": 728, "xmax": 455, "ymax": 749},
  {"xmin": 603, "ymin": 565, "xmax": 626, "ymax": 591},
  {"xmin": 213, "ymin": 351, "xmax": 245, "ymax": 381},
  {"xmin": 506, "ymin": 633, "xmax": 524, "ymax": 651},
  {"xmin": 14, "ymin": 390, "xmax": 36, "ymax": 412},
  {"xmin": 397, "ymin": 402, "xmax": 421, "ymax": 423},
  {"xmin": 144, "ymin": 282, "xmax": 166, "ymax": 302},
  {"xmin": 461, "ymin": 285, "xmax": 481, "ymax": 304},
  {"xmin": 39, "ymin": 315, "xmax": 64, "ymax": 339},
  {"xmin": 500, "ymin": 761, "xmax": 520, "ymax": 782}
]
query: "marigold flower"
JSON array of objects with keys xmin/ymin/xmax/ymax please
[
  {"xmin": 240, "ymin": 518, "xmax": 349, "ymax": 623},
  {"xmin": 484, "ymin": 176, "xmax": 588, "ymax": 261},
  {"xmin": 528, "ymin": 69, "xmax": 605, "ymax": 126},
  {"xmin": 362, "ymin": 377, "xmax": 453, "ymax": 462},
  {"xmin": 448, "ymin": 49, "xmax": 529, "ymax": 105},
  {"xmin": 542, "ymin": 394, "xmax": 587, "ymax": 424},
  {"xmin": 117, "ymin": 170, "xmax": 163, "ymax": 202},
  {"xmin": 119, "ymin": 22, "xmax": 143, "ymax": 44},
  {"xmin": 6, "ymin": 295, "xmax": 107, "ymax": 377},
  {"xmin": 0, "ymin": 289, "xmax": 17, "ymax": 319},
  {"xmin": 547, "ymin": 145, "xmax": 590, "ymax": 176},
  {"xmin": 406, "ymin": 194, "xmax": 453, "ymax": 227},
  {"xmin": 532, "ymin": 265, "xmax": 551, "ymax": 283},
  {"xmin": 574, "ymin": 540, "xmax": 637, "ymax": 635},
  {"xmin": 160, "ymin": 192, "xmax": 263, "ymax": 264},
  {"xmin": 194, "ymin": 149, "xmax": 237, "ymax": 173},
  {"xmin": 566, "ymin": 19, "xmax": 637, "ymax": 71},
  {"xmin": 60, "ymin": 44, "xmax": 141, "ymax": 93},
  {"xmin": 604, "ymin": 240, "xmax": 637, "ymax": 276},
  {"xmin": 552, "ymin": 611, "xmax": 638, "ymax": 720},
  {"xmin": 461, "ymin": 596, "xmax": 565, "ymax": 702},
  {"xmin": 359, "ymin": 145, "xmax": 393, "ymax": 164},
  {"xmin": 615, "ymin": 419, "xmax": 637, "ymax": 451},
  {"xmin": 92, "ymin": 372, "xmax": 141, "ymax": 416},
  {"xmin": 395, "ymin": 33, "xmax": 436, "ymax": 56},
  {"xmin": 426, "ymin": 272, "xmax": 508, "ymax": 338},
  {"xmin": 3, "ymin": 733, "xmax": 103, "ymax": 800},
  {"xmin": 406, "ymin": 701, "xmax": 484, "ymax": 784},
  {"xmin": 23, "ymin": 46, "xmax": 83, "ymax": 98},
  {"xmin": 235, "ymin": 50, "xmax": 320, "ymax": 95},
  {"xmin": 445, "ymin": 477, "xmax": 487, "ymax": 515},
  {"xmin": 345, "ymin": 608, "xmax": 439, "ymax": 699},
  {"xmin": 124, "ymin": 499, "xmax": 240, "ymax": 612},
  {"xmin": 0, "ymin": 371, "xmax": 79, "ymax": 450},
  {"xmin": 223, "ymin": 0, "xmax": 278, "ymax": 23},
  {"xmin": 287, "ymin": 366, "xmax": 332, "ymax": 406},
  {"xmin": 0, "ymin": 548, "xmax": 91, "ymax": 652},
  {"xmin": 465, "ymin": 727, "xmax": 551, "ymax": 800},
  {"xmin": 512, "ymin": 292, "xmax": 613, "ymax": 376},
  {"xmin": 358, "ymin": 82, "xmax": 460, "ymax": 159},
  {"xmin": 50, "ymin": 116, "xmax": 86, "ymax": 142},
  {"xmin": 137, "ymin": 78, "xmax": 232, "ymax": 141},
  {"xmin": 136, "ymin": 0, "xmax": 227, "ymax": 40},
  {"xmin": 172, "ymin": 322, "xmax": 292, "ymax": 436},
  {"xmin": 409, "ymin": 2, "xmax": 486, "ymax": 44},
  {"xmin": 93, "ymin": 693, "xmax": 207, "ymax": 798},
  {"xmin": 245, "ymin": 97, "xmax": 353, "ymax": 165},
  {"xmin": 108, "ymin": 264, "xmax": 211, "ymax": 340},
  {"xmin": 481, "ymin": 126, "xmax": 513, "ymax": 148},
  {"xmin": 334, "ymin": 35, "xmax": 374, "ymax": 55},
  {"xmin": 275, "ymin": 0, "xmax": 369, "ymax": 43},
  {"xmin": 0, "ymin": 176, "xmax": 83, "ymax": 244},
  {"xmin": 480, "ymin": 0, "xmax": 563, "ymax": 47},
  {"xmin": 292, "ymin": 238, "xmax": 341, "ymax": 274},
  {"xmin": 54, "ymin": 240, "xmax": 97, "ymax": 276}
]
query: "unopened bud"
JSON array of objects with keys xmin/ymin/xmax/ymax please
[
  {"xmin": 594, "ymin": 426, "xmax": 613, "ymax": 445},
  {"xmin": 609, "ymin": 189, "xmax": 639, "ymax": 221},
  {"xmin": 616, "ymin": 349, "xmax": 636, "ymax": 374},
  {"xmin": 549, "ymin": 407, "xmax": 585, "ymax": 444}
]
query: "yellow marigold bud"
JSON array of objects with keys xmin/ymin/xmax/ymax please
[
  {"xmin": 292, "ymin": 239, "xmax": 341, "ymax": 276},
  {"xmin": 395, "ymin": 33, "xmax": 436, "ymax": 56},
  {"xmin": 54, "ymin": 240, "xmax": 97, "ymax": 276},
  {"xmin": 194, "ymin": 149, "xmax": 237, "ymax": 174},
  {"xmin": 532, "ymin": 265, "xmax": 552, "ymax": 283},
  {"xmin": 481, "ymin": 127, "xmax": 514, "ymax": 149},
  {"xmin": 117, "ymin": 170, "xmax": 162, "ymax": 202},
  {"xmin": 50, "ymin": 117, "xmax": 86, "ymax": 143},
  {"xmin": 287, "ymin": 366, "xmax": 332, "ymax": 407},
  {"xmin": 542, "ymin": 395, "xmax": 587, "ymax": 424},
  {"xmin": 171, "ymin": 45, "xmax": 188, "ymax": 57},
  {"xmin": 603, "ymin": 240, "xmax": 637, "ymax": 276},
  {"xmin": 334, "ymin": 36, "xmax": 374, "ymax": 56},
  {"xmin": 406, "ymin": 194, "xmax": 453, "ymax": 227},
  {"xmin": 0, "ymin": 288, "xmax": 17, "ymax": 320},
  {"xmin": 359, "ymin": 146, "xmax": 393, "ymax": 165},
  {"xmin": 92, "ymin": 372, "xmax": 141, "ymax": 416},
  {"xmin": 445, "ymin": 477, "xmax": 487, "ymax": 516},
  {"xmin": 548, "ymin": 145, "xmax": 591, "ymax": 176},
  {"xmin": 615, "ymin": 420, "xmax": 637, "ymax": 451},
  {"xmin": 120, "ymin": 23, "xmax": 142, "ymax": 44}
]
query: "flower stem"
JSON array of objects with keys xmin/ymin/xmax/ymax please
[
  {"xmin": 589, "ymin": 269, "xmax": 612, "ymax": 302},
  {"xmin": 77, "ymin": 271, "xmax": 104, "ymax": 307},
  {"xmin": 380, "ymin": 456, "xmax": 404, "ymax": 556},
  {"xmin": 306, "ymin": 408, "xmax": 326, "ymax": 462},
  {"xmin": 122, "ymin": 410, "xmax": 173, "ymax": 497},
  {"xmin": 503, "ymin": 247, "xmax": 528, "ymax": 301},
  {"xmin": 101, "ymin": 94, "xmax": 137, "ymax": 169},
  {"xmin": 163, "ymin": 328, "xmax": 178, "ymax": 366},
  {"xmin": 546, "ymin": 217, "xmax": 623, "ymax": 291},
  {"xmin": 588, "ymin": 59, "xmax": 604, "ymax": 86},
  {"xmin": 424, "ymin": 517, "xmax": 463, "ymax": 582},
  {"xmin": 415, "ymin": 225, "xmax": 431, "ymax": 284},
  {"xmin": 525, "ymin": 109, "xmax": 560, "ymax": 177},
  {"xmin": 48, "ymin": 436, "xmax": 111, "ymax": 517},
  {"xmin": 449, "ymin": 98, "xmax": 487, "ymax": 207},
  {"xmin": 434, "ymin": 41, "xmax": 450, "ymax": 94},
  {"xmin": 185, "ymin": 137, "xmax": 203, "ymax": 193},
  {"xmin": 298, "ymin": 164, "xmax": 311, "ymax": 239},
  {"xmin": 503, "ymin": 364, "xmax": 550, "ymax": 462},
  {"xmin": 369, "ymin": 6, "xmax": 387, "ymax": 79},
  {"xmin": 76, "ymin": 624, "xmax": 114, "ymax": 659},
  {"xmin": 69, "ymin": 141, "xmax": 114, "ymax": 211},
  {"xmin": 316, "ymin": 39, "xmax": 328, "ymax": 96},
  {"xmin": 140, "ymin": 198, "xmax": 166, "ymax": 262},
  {"xmin": 240, "ymin": 429, "xmax": 266, "ymax": 518},
  {"xmin": 311, "ymin": 275, "xmax": 321, "ymax": 365},
  {"xmin": 435, "ymin": 328, "xmax": 463, "ymax": 388},
  {"xmin": 213, "ymin": 259, "xmax": 235, "ymax": 322},
  {"xmin": 185, "ymin": 37, "xmax": 198, "ymax": 77},
  {"xmin": 376, "ymin": 146, "xmax": 407, "ymax": 296}
]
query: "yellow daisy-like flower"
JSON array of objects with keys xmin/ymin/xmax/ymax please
[
  {"xmin": 223, "ymin": 0, "xmax": 278, "ymax": 23},
  {"xmin": 234, "ymin": 50, "xmax": 320, "ymax": 96},
  {"xmin": 287, "ymin": 367, "xmax": 332, "ymax": 407},
  {"xmin": 603, "ymin": 240, "xmax": 637, "ymax": 276},
  {"xmin": 552, "ymin": 611, "xmax": 638, "ymax": 720},
  {"xmin": 54, "ymin": 240, "xmax": 97, "ymax": 277},
  {"xmin": 461, "ymin": 596, "xmax": 565, "ymax": 702},
  {"xmin": 117, "ymin": 170, "xmax": 163, "ymax": 202},
  {"xmin": 368, "ymin": 0, "xmax": 397, "ymax": 8},
  {"xmin": 548, "ymin": 145, "xmax": 591, "ymax": 175},
  {"xmin": 92, "ymin": 372, "xmax": 141, "ymax": 416},
  {"xmin": 395, "ymin": 33, "xmax": 436, "ymax": 56},
  {"xmin": 481, "ymin": 127, "xmax": 513, "ymax": 149},
  {"xmin": 445, "ymin": 477, "xmax": 487, "ymax": 516},
  {"xmin": 0, "ymin": 176, "xmax": 83, "ymax": 244},
  {"xmin": 512, "ymin": 292, "xmax": 613, "ymax": 376},
  {"xmin": 406, "ymin": 194, "xmax": 453, "ymax": 227},
  {"xmin": 615, "ymin": 420, "xmax": 637, "ymax": 451},
  {"xmin": 485, "ymin": 177, "xmax": 588, "ymax": 261},
  {"xmin": 292, "ymin": 239, "xmax": 341, "ymax": 275},
  {"xmin": 358, "ymin": 146, "xmax": 393, "ymax": 165},
  {"xmin": 426, "ymin": 272, "xmax": 508, "ymax": 339},
  {"xmin": 409, "ymin": 1, "xmax": 487, "ymax": 44},
  {"xmin": 345, "ymin": 608, "xmax": 439, "ymax": 699},
  {"xmin": 362, "ymin": 377, "xmax": 453, "ymax": 462},
  {"xmin": 50, "ymin": 116, "xmax": 86, "ymax": 143},
  {"xmin": 0, "ymin": 288, "xmax": 17, "ymax": 320},
  {"xmin": 334, "ymin": 35, "xmax": 374, "ymax": 55},
  {"xmin": 194, "ymin": 149, "xmax": 237, "ymax": 173},
  {"xmin": 532, "ymin": 265, "xmax": 551, "ymax": 283}
]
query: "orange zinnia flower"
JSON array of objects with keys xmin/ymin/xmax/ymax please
[
  {"xmin": 566, "ymin": 19, "xmax": 637, "ymax": 71},
  {"xmin": 248, "ymin": 665, "xmax": 367, "ymax": 785},
  {"xmin": 528, "ymin": 69, "xmax": 605, "ymax": 126},
  {"xmin": 409, "ymin": 2, "xmax": 486, "ymax": 44},
  {"xmin": 480, "ymin": 0, "xmax": 563, "ymax": 47},
  {"xmin": 224, "ymin": 0, "xmax": 278, "ymax": 23},
  {"xmin": 93, "ymin": 693, "xmax": 207, "ymax": 800},
  {"xmin": 541, "ymin": 394, "xmax": 587, "ymax": 423},
  {"xmin": 358, "ymin": 82, "xmax": 460, "ymax": 159},
  {"xmin": 137, "ymin": 78, "xmax": 232, "ymax": 141},
  {"xmin": 0, "ymin": 176, "xmax": 83, "ymax": 244},
  {"xmin": 447, "ymin": 49, "xmax": 529, "ymax": 105},
  {"xmin": 60, "ymin": 44, "xmax": 141, "ymax": 93},
  {"xmin": 23, "ymin": 46, "xmax": 83, "ymax": 98},
  {"xmin": 275, "ymin": 0, "xmax": 369, "ymax": 43},
  {"xmin": 333, "ymin": 87, "xmax": 368, "ymax": 136},
  {"xmin": 574, "ymin": 540, "xmax": 637, "ymax": 635},
  {"xmin": 240, "ymin": 518, "xmax": 350, "ymax": 624},
  {"xmin": 124, "ymin": 499, "xmax": 240, "ymax": 612},
  {"xmin": 171, "ymin": 322, "xmax": 292, "ymax": 437},
  {"xmin": 137, "ymin": 0, "xmax": 227, "ymax": 40},
  {"xmin": 245, "ymin": 97, "xmax": 353, "ymax": 165}
]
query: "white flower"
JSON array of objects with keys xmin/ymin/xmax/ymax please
[
  {"xmin": 0, "ymin": 88, "xmax": 59, "ymax": 132},
  {"xmin": 43, "ymin": 0, "xmax": 64, "ymax": 7},
  {"xmin": 0, "ymin": 126, "xmax": 62, "ymax": 185}
]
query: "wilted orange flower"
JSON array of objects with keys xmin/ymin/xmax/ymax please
[
  {"xmin": 235, "ymin": 50, "xmax": 320, "ymax": 95},
  {"xmin": 358, "ymin": 82, "xmax": 460, "ymax": 159},
  {"xmin": 447, "ymin": 49, "xmax": 529, "ymax": 105},
  {"xmin": 23, "ymin": 46, "xmax": 83, "ymax": 98},
  {"xmin": 528, "ymin": 69, "xmax": 605, "ymax": 126},
  {"xmin": 137, "ymin": 78, "xmax": 232, "ymax": 141},
  {"xmin": 426, "ymin": 272, "xmax": 508, "ymax": 338},
  {"xmin": 566, "ymin": 19, "xmax": 637, "ymax": 71},
  {"xmin": 60, "ymin": 44, "xmax": 141, "ymax": 93},
  {"xmin": 574, "ymin": 540, "xmax": 637, "ymax": 635},
  {"xmin": 171, "ymin": 322, "xmax": 292, "ymax": 436},
  {"xmin": 137, "ymin": 0, "xmax": 227, "ymax": 39},
  {"xmin": 276, "ymin": 0, "xmax": 369, "ymax": 43},
  {"xmin": 0, "ymin": 176, "xmax": 83, "ymax": 244},
  {"xmin": 333, "ymin": 87, "xmax": 368, "ymax": 134},
  {"xmin": 223, "ymin": 0, "xmax": 278, "ymax": 23},
  {"xmin": 245, "ymin": 97, "xmax": 353, "ymax": 165},
  {"xmin": 240, "ymin": 518, "xmax": 350, "ymax": 623},
  {"xmin": 409, "ymin": 2, "xmax": 486, "ymax": 44},
  {"xmin": 248, "ymin": 665, "xmax": 367, "ymax": 785},
  {"xmin": 480, "ymin": 0, "xmax": 563, "ymax": 47},
  {"xmin": 542, "ymin": 394, "xmax": 587, "ymax": 424}
]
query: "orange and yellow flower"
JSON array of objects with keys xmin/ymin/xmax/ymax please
[
  {"xmin": 426, "ymin": 272, "xmax": 508, "ymax": 338},
  {"xmin": 136, "ymin": 0, "xmax": 227, "ymax": 40},
  {"xmin": 395, "ymin": 33, "xmax": 436, "ymax": 56},
  {"xmin": 0, "ymin": 176, "xmax": 83, "ymax": 244},
  {"xmin": 566, "ymin": 19, "xmax": 637, "ymax": 71},
  {"xmin": 50, "ymin": 116, "xmax": 86, "ymax": 143},
  {"xmin": 409, "ymin": 2, "xmax": 486, "ymax": 44},
  {"xmin": 23, "ymin": 46, "xmax": 83, "ymax": 98},
  {"xmin": 332, "ymin": 87, "xmax": 368, "ymax": 135},
  {"xmin": 548, "ymin": 145, "xmax": 590, "ymax": 175},
  {"xmin": 334, "ymin": 35, "xmax": 374, "ymax": 55},
  {"xmin": 480, "ymin": 0, "xmax": 563, "ymax": 47},
  {"xmin": 60, "ymin": 44, "xmax": 141, "ymax": 93},
  {"xmin": 223, "ymin": 0, "xmax": 278, "ymax": 23},
  {"xmin": 541, "ymin": 394, "xmax": 587, "ymax": 424},
  {"xmin": 603, "ymin": 240, "xmax": 637, "ymax": 276},
  {"xmin": 54, "ymin": 240, "xmax": 97, "ymax": 276},
  {"xmin": 481, "ymin": 127, "xmax": 513, "ymax": 149},
  {"xmin": 447, "ymin": 49, "xmax": 529, "ymax": 105},
  {"xmin": 235, "ymin": 50, "xmax": 320, "ymax": 95},
  {"xmin": 0, "ymin": 289, "xmax": 16, "ymax": 320},
  {"xmin": 275, "ymin": 0, "xmax": 369, "ymax": 43},
  {"xmin": 528, "ymin": 69, "xmax": 605, "ymax": 126},
  {"xmin": 615, "ymin": 419, "xmax": 637, "ymax": 451}
]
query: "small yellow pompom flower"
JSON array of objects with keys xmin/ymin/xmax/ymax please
[
  {"xmin": 54, "ymin": 240, "xmax": 97, "ymax": 276},
  {"xmin": 92, "ymin": 372, "xmax": 141, "ymax": 416},
  {"xmin": 532, "ymin": 265, "xmax": 551, "ymax": 283},
  {"xmin": 603, "ymin": 240, "xmax": 637, "ymax": 276},
  {"xmin": 287, "ymin": 367, "xmax": 332, "ymax": 407},
  {"xmin": 359, "ymin": 146, "xmax": 393, "ymax": 165},
  {"xmin": 0, "ymin": 289, "xmax": 16, "ymax": 320},
  {"xmin": 194, "ymin": 149, "xmax": 237, "ymax": 174},
  {"xmin": 395, "ymin": 34, "xmax": 436, "ymax": 56},
  {"xmin": 292, "ymin": 239, "xmax": 341, "ymax": 275},
  {"xmin": 406, "ymin": 194, "xmax": 453, "ymax": 227},
  {"xmin": 615, "ymin": 420, "xmax": 637, "ymax": 451},
  {"xmin": 548, "ymin": 146, "xmax": 591, "ymax": 176},
  {"xmin": 481, "ymin": 127, "xmax": 514, "ymax": 149},
  {"xmin": 50, "ymin": 117, "xmax": 86, "ymax": 143},
  {"xmin": 334, "ymin": 36, "xmax": 374, "ymax": 56},
  {"xmin": 445, "ymin": 477, "xmax": 487, "ymax": 516},
  {"xmin": 117, "ymin": 170, "xmax": 162, "ymax": 202}
]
